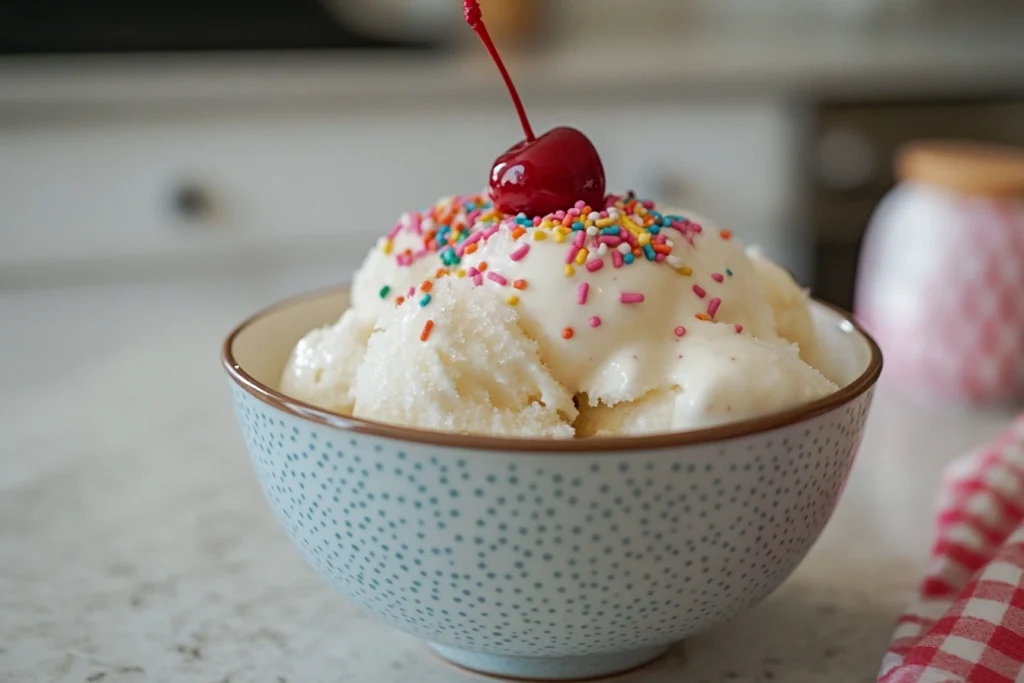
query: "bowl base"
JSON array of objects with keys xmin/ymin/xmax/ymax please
[{"xmin": 427, "ymin": 641, "xmax": 674, "ymax": 681}]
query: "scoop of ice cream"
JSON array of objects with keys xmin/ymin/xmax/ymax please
[
  {"xmin": 576, "ymin": 324, "xmax": 838, "ymax": 436},
  {"xmin": 279, "ymin": 308, "xmax": 375, "ymax": 414},
  {"xmin": 746, "ymin": 248, "xmax": 833, "ymax": 380},
  {"xmin": 352, "ymin": 279, "xmax": 576, "ymax": 438}
]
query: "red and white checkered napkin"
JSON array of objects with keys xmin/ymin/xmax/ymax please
[{"xmin": 879, "ymin": 414, "xmax": 1024, "ymax": 682}]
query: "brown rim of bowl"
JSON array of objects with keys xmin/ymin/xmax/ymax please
[{"xmin": 221, "ymin": 286, "xmax": 883, "ymax": 453}]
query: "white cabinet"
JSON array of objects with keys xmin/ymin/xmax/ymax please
[{"xmin": 0, "ymin": 97, "xmax": 800, "ymax": 280}]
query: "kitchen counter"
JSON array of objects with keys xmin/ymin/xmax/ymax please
[
  {"xmin": 1, "ymin": 268, "xmax": 1019, "ymax": 683},
  {"xmin": 2, "ymin": 15, "xmax": 1023, "ymax": 116}
]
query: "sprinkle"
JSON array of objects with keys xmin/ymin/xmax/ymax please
[
  {"xmin": 620, "ymin": 292, "xmax": 645, "ymax": 304},
  {"xmin": 419, "ymin": 294, "xmax": 432, "ymax": 307},
  {"xmin": 478, "ymin": 261, "xmax": 488, "ymax": 271},
  {"xmin": 464, "ymin": 242, "xmax": 479, "ymax": 255},
  {"xmin": 509, "ymin": 244, "xmax": 530, "ymax": 262},
  {"xmin": 511, "ymin": 226, "xmax": 526, "ymax": 240},
  {"xmin": 588, "ymin": 211, "xmax": 601, "ymax": 221},
  {"xmin": 623, "ymin": 253, "xmax": 635, "ymax": 265},
  {"xmin": 676, "ymin": 266, "xmax": 693, "ymax": 276},
  {"xmin": 734, "ymin": 324, "xmax": 743, "ymax": 334},
  {"xmin": 637, "ymin": 232, "xmax": 651, "ymax": 246},
  {"xmin": 533, "ymin": 230, "xmax": 547, "ymax": 241},
  {"xmin": 562, "ymin": 327, "xmax": 575, "ymax": 340},
  {"xmin": 642, "ymin": 244, "xmax": 656, "ymax": 261},
  {"xmin": 507, "ymin": 295, "xmax": 519, "ymax": 306},
  {"xmin": 674, "ymin": 326, "xmax": 686, "ymax": 337},
  {"xmin": 571, "ymin": 221, "xmax": 585, "ymax": 231},
  {"xmin": 726, "ymin": 268, "xmax": 733, "ymax": 277},
  {"xmin": 435, "ymin": 268, "xmax": 448, "ymax": 278},
  {"xmin": 487, "ymin": 272, "xmax": 508, "ymax": 286},
  {"xmin": 513, "ymin": 279, "xmax": 527, "ymax": 290},
  {"xmin": 692, "ymin": 284, "xmax": 706, "ymax": 298},
  {"xmin": 383, "ymin": 239, "xmax": 394, "ymax": 255},
  {"xmin": 573, "ymin": 230, "xmax": 586, "ymax": 248},
  {"xmin": 666, "ymin": 255, "xmax": 684, "ymax": 269},
  {"xmin": 395, "ymin": 296, "xmax": 405, "ymax": 306},
  {"xmin": 420, "ymin": 280, "xmax": 433, "ymax": 292},
  {"xmin": 711, "ymin": 273, "xmax": 725, "ymax": 283},
  {"xmin": 720, "ymin": 229, "xmax": 733, "ymax": 240},
  {"xmin": 695, "ymin": 313, "xmax": 711, "ymax": 321},
  {"xmin": 596, "ymin": 219, "xmax": 616, "ymax": 229},
  {"xmin": 575, "ymin": 248, "xmax": 590, "ymax": 266},
  {"xmin": 586, "ymin": 225, "xmax": 598, "ymax": 236},
  {"xmin": 612, "ymin": 251, "xmax": 624, "ymax": 268},
  {"xmin": 597, "ymin": 243, "xmax": 608, "ymax": 256},
  {"xmin": 589, "ymin": 316, "xmax": 602, "ymax": 328},
  {"xmin": 379, "ymin": 285, "xmax": 391, "ymax": 299},
  {"xmin": 577, "ymin": 282, "xmax": 590, "ymax": 305},
  {"xmin": 585, "ymin": 259, "xmax": 604, "ymax": 273},
  {"xmin": 472, "ymin": 274, "xmax": 483, "ymax": 286},
  {"xmin": 617, "ymin": 243, "xmax": 631, "ymax": 254},
  {"xmin": 420, "ymin": 320, "xmax": 434, "ymax": 342},
  {"xmin": 564, "ymin": 265, "xmax": 576, "ymax": 276},
  {"xmin": 707, "ymin": 297, "xmax": 721, "ymax": 318},
  {"xmin": 553, "ymin": 232, "xmax": 566, "ymax": 243},
  {"xmin": 456, "ymin": 268, "xmax": 467, "ymax": 278}
]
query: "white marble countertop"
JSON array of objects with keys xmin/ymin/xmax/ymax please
[{"xmin": 2, "ymin": 267, "xmax": 1019, "ymax": 683}]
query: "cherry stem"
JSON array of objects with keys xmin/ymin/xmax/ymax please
[{"xmin": 463, "ymin": 0, "xmax": 536, "ymax": 142}]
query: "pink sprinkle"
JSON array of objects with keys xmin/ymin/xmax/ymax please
[
  {"xmin": 472, "ymin": 274, "xmax": 483, "ymax": 286},
  {"xmin": 620, "ymin": 292, "xmax": 645, "ymax": 304},
  {"xmin": 464, "ymin": 231, "xmax": 484, "ymax": 245},
  {"xmin": 412, "ymin": 213, "xmax": 422, "ymax": 234},
  {"xmin": 413, "ymin": 248, "xmax": 427, "ymax": 259},
  {"xmin": 467, "ymin": 267, "xmax": 480, "ymax": 277},
  {"xmin": 568, "ymin": 207, "xmax": 581, "ymax": 217},
  {"xmin": 483, "ymin": 226, "xmax": 499, "ymax": 239},
  {"xmin": 674, "ymin": 326, "xmax": 686, "ymax": 337},
  {"xmin": 655, "ymin": 253, "xmax": 665, "ymax": 262},
  {"xmin": 466, "ymin": 209, "xmax": 482, "ymax": 224},
  {"xmin": 692, "ymin": 284, "xmax": 706, "ymax": 298},
  {"xmin": 734, "ymin": 324, "xmax": 743, "ymax": 334},
  {"xmin": 589, "ymin": 316, "xmax": 602, "ymax": 328},
  {"xmin": 573, "ymin": 231, "xmax": 586, "ymax": 248},
  {"xmin": 598, "ymin": 235, "xmax": 622, "ymax": 245},
  {"xmin": 533, "ymin": 215, "xmax": 542, "ymax": 226},
  {"xmin": 487, "ymin": 272, "xmax": 508, "ymax": 286},
  {"xmin": 612, "ymin": 251, "xmax": 624, "ymax": 268},
  {"xmin": 711, "ymin": 273, "xmax": 725, "ymax": 283},
  {"xmin": 566, "ymin": 246, "xmax": 580, "ymax": 264},
  {"xmin": 577, "ymin": 282, "xmax": 590, "ymax": 305},
  {"xmin": 642, "ymin": 200, "xmax": 655, "ymax": 209},
  {"xmin": 585, "ymin": 259, "xmax": 604, "ymax": 273},
  {"xmin": 708, "ymin": 297, "xmax": 722, "ymax": 318},
  {"xmin": 396, "ymin": 254, "xmax": 413, "ymax": 267},
  {"xmin": 407, "ymin": 286, "xmax": 416, "ymax": 297},
  {"xmin": 574, "ymin": 200, "xmax": 586, "ymax": 210},
  {"xmin": 509, "ymin": 244, "xmax": 530, "ymax": 262},
  {"xmin": 387, "ymin": 220, "xmax": 403, "ymax": 239},
  {"xmin": 555, "ymin": 210, "xmax": 567, "ymax": 220},
  {"xmin": 623, "ymin": 232, "xmax": 638, "ymax": 246}
]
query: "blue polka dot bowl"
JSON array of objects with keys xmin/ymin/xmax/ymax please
[{"xmin": 222, "ymin": 287, "xmax": 881, "ymax": 681}]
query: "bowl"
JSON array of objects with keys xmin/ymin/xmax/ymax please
[{"xmin": 222, "ymin": 286, "xmax": 882, "ymax": 681}]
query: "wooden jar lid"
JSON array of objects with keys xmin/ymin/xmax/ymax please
[{"xmin": 896, "ymin": 140, "xmax": 1024, "ymax": 198}]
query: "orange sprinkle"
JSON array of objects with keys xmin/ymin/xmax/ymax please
[
  {"xmin": 561, "ymin": 216, "xmax": 574, "ymax": 228},
  {"xmin": 695, "ymin": 313, "xmax": 711, "ymax": 321},
  {"xmin": 465, "ymin": 243, "xmax": 478, "ymax": 255},
  {"xmin": 720, "ymin": 229, "xmax": 733, "ymax": 240},
  {"xmin": 561, "ymin": 327, "xmax": 574, "ymax": 340},
  {"xmin": 511, "ymin": 226, "xmax": 526, "ymax": 240},
  {"xmin": 652, "ymin": 244, "xmax": 672, "ymax": 255},
  {"xmin": 478, "ymin": 261, "xmax": 488, "ymax": 272},
  {"xmin": 420, "ymin": 280, "xmax": 433, "ymax": 293},
  {"xmin": 512, "ymin": 279, "xmax": 527, "ymax": 290},
  {"xmin": 420, "ymin": 319, "xmax": 434, "ymax": 342},
  {"xmin": 633, "ymin": 249, "xmax": 642, "ymax": 257},
  {"xmin": 395, "ymin": 296, "xmax": 405, "ymax": 306},
  {"xmin": 435, "ymin": 268, "xmax": 448, "ymax": 278},
  {"xmin": 676, "ymin": 266, "xmax": 693, "ymax": 276}
]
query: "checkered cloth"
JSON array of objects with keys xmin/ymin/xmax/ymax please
[{"xmin": 879, "ymin": 414, "xmax": 1024, "ymax": 682}]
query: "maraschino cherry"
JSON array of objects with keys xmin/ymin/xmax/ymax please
[{"xmin": 464, "ymin": 0, "xmax": 605, "ymax": 217}]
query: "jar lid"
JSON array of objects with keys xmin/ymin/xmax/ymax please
[{"xmin": 896, "ymin": 140, "xmax": 1024, "ymax": 198}]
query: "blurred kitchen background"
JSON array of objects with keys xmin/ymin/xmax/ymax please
[{"xmin": 1, "ymin": 0, "xmax": 1023, "ymax": 309}]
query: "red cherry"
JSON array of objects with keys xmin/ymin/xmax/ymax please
[
  {"xmin": 464, "ymin": 0, "xmax": 605, "ymax": 216},
  {"xmin": 490, "ymin": 127, "xmax": 606, "ymax": 216}
]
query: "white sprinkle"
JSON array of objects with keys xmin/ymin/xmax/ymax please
[
  {"xmin": 586, "ymin": 226, "xmax": 598, "ymax": 236},
  {"xmin": 597, "ymin": 243, "xmax": 608, "ymax": 256},
  {"xmin": 667, "ymin": 255, "xmax": 683, "ymax": 268},
  {"xmin": 666, "ymin": 239, "xmax": 675, "ymax": 247},
  {"xmin": 617, "ymin": 243, "xmax": 631, "ymax": 254},
  {"xmin": 588, "ymin": 211, "xmax": 601, "ymax": 221}
]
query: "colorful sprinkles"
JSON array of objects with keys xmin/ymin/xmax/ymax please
[{"xmin": 375, "ymin": 192, "xmax": 744, "ymax": 342}]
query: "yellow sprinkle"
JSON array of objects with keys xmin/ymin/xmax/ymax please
[
  {"xmin": 539, "ymin": 219, "xmax": 554, "ymax": 230},
  {"xmin": 556, "ymin": 225, "xmax": 572, "ymax": 235},
  {"xmin": 637, "ymin": 232, "xmax": 651, "ymax": 246},
  {"xmin": 507, "ymin": 295, "xmax": 519, "ymax": 306},
  {"xmin": 553, "ymin": 232, "xmax": 566, "ymax": 243},
  {"xmin": 575, "ymin": 248, "xmax": 589, "ymax": 265},
  {"xmin": 676, "ymin": 266, "xmax": 693, "ymax": 276},
  {"xmin": 621, "ymin": 216, "xmax": 644, "ymax": 236},
  {"xmin": 456, "ymin": 268, "xmax": 467, "ymax": 278},
  {"xmin": 595, "ymin": 218, "xmax": 615, "ymax": 228},
  {"xmin": 383, "ymin": 239, "xmax": 394, "ymax": 255},
  {"xmin": 564, "ymin": 264, "xmax": 575, "ymax": 276},
  {"xmin": 533, "ymin": 230, "xmax": 548, "ymax": 241}
]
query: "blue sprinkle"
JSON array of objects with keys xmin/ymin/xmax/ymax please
[
  {"xmin": 642, "ymin": 244, "xmax": 656, "ymax": 261},
  {"xmin": 599, "ymin": 227, "xmax": 620, "ymax": 235},
  {"xmin": 419, "ymin": 294, "xmax": 432, "ymax": 307},
  {"xmin": 623, "ymin": 253, "xmax": 635, "ymax": 265},
  {"xmin": 571, "ymin": 222, "xmax": 585, "ymax": 231},
  {"xmin": 650, "ymin": 211, "xmax": 663, "ymax": 221},
  {"xmin": 649, "ymin": 225, "xmax": 660, "ymax": 234}
]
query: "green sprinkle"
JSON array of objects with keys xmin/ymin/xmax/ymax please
[{"xmin": 379, "ymin": 285, "xmax": 391, "ymax": 299}]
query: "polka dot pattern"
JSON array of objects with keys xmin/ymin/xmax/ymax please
[{"xmin": 232, "ymin": 386, "xmax": 873, "ymax": 659}]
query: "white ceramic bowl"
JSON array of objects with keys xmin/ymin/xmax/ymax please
[{"xmin": 223, "ymin": 287, "xmax": 881, "ymax": 681}]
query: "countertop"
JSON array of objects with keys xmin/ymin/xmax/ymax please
[
  {"xmin": 2, "ymin": 15, "xmax": 1023, "ymax": 115},
  {"xmin": 1, "ymin": 267, "xmax": 1019, "ymax": 683}
]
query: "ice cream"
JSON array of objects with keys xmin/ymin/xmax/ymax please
[{"xmin": 280, "ymin": 192, "xmax": 838, "ymax": 437}]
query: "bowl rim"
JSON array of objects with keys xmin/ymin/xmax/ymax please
[{"xmin": 222, "ymin": 285, "xmax": 883, "ymax": 453}]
